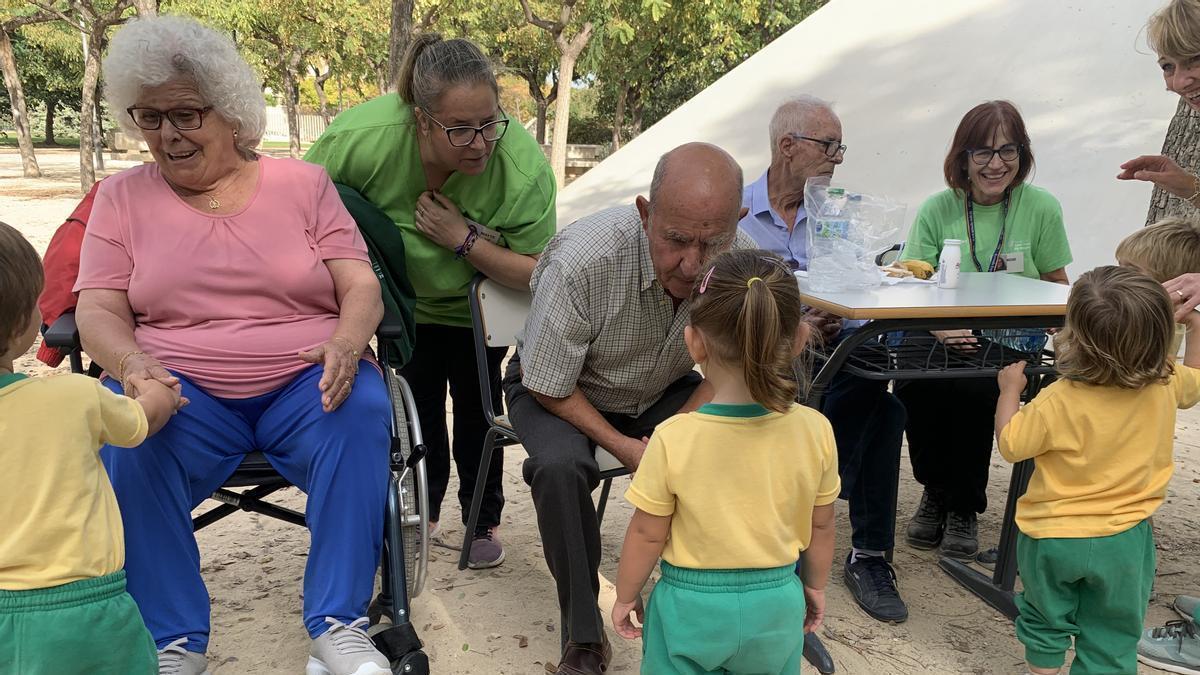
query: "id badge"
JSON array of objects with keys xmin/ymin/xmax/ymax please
[
  {"xmin": 1000, "ymin": 252, "xmax": 1024, "ymax": 274},
  {"xmin": 466, "ymin": 218, "xmax": 504, "ymax": 245}
]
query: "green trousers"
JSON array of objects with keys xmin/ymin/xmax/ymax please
[
  {"xmin": 641, "ymin": 562, "xmax": 805, "ymax": 675},
  {"xmin": 0, "ymin": 571, "xmax": 157, "ymax": 675},
  {"xmin": 1015, "ymin": 520, "xmax": 1155, "ymax": 674}
]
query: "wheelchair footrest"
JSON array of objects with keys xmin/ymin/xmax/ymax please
[{"xmin": 372, "ymin": 623, "xmax": 423, "ymax": 661}]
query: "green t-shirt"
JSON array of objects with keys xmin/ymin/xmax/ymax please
[
  {"xmin": 304, "ymin": 94, "xmax": 557, "ymax": 326},
  {"xmin": 899, "ymin": 182, "xmax": 1072, "ymax": 279}
]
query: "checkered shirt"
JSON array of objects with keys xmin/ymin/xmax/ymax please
[{"xmin": 518, "ymin": 204, "xmax": 754, "ymax": 415}]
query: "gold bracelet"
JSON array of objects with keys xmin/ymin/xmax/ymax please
[
  {"xmin": 117, "ymin": 350, "xmax": 146, "ymax": 380},
  {"xmin": 1185, "ymin": 173, "xmax": 1200, "ymax": 204},
  {"xmin": 331, "ymin": 336, "xmax": 359, "ymax": 358}
]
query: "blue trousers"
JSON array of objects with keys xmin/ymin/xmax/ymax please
[{"xmin": 101, "ymin": 363, "xmax": 390, "ymax": 652}]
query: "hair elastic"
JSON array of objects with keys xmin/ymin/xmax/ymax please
[{"xmin": 746, "ymin": 276, "xmax": 763, "ymax": 289}]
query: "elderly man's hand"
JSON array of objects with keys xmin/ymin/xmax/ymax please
[
  {"xmin": 300, "ymin": 337, "xmax": 361, "ymax": 413},
  {"xmin": 1165, "ymin": 273, "xmax": 1200, "ymax": 322},
  {"xmin": 414, "ymin": 190, "xmax": 471, "ymax": 250},
  {"xmin": 803, "ymin": 309, "xmax": 842, "ymax": 342}
]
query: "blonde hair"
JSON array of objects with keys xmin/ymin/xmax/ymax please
[
  {"xmin": 1148, "ymin": 0, "xmax": 1200, "ymax": 59},
  {"xmin": 1056, "ymin": 266, "xmax": 1175, "ymax": 388},
  {"xmin": 397, "ymin": 34, "xmax": 497, "ymax": 113},
  {"xmin": 0, "ymin": 222, "xmax": 44, "ymax": 349},
  {"xmin": 688, "ymin": 249, "xmax": 806, "ymax": 412},
  {"xmin": 1116, "ymin": 216, "xmax": 1200, "ymax": 282}
]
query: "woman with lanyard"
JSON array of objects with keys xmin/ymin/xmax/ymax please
[
  {"xmin": 305, "ymin": 34, "xmax": 556, "ymax": 570},
  {"xmin": 1118, "ymin": 2, "xmax": 1200, "ymax": 671},
  {"xmin": 895, "ymin": 100, "xmax": 1071, "ymax": 563}
]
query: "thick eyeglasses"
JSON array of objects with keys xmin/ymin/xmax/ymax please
[
  {"xmin": 791, "ymin": 134, "xmax": 847, "ymax": 158},
  {"xmin": 420, "ymin": 108, "xmax": 509, "ymax": 147},
  {"xmin": 967, "ymin": 143, "xmax": 1021, "ymax": 166},
  {"xmin": 126, "ymin": 106, "xmax": 212, "ymax": 131}
]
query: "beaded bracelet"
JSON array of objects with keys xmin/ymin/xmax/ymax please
[
  {"xmin": 455, "ymin": 224, "xmax": 479, "ymax": 259},
  {"xmin": 117, "ymin": 350, "xmax": 146, "ymax": 380}
]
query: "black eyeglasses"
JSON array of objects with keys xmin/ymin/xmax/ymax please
[
  {"xmin": 967, "ymin": 143, "xmax": 1021, "ymax": 166},
  {"xmin": 790, "ymin": 134, "xmax": 847, "ymax": 159},
  {"xmin": 126, "ymin": 106, "xmax": 213, "ymax": 131},
  {"xmin": 419, "ymin": 108, "xmax": 509, "ymax": 147}
]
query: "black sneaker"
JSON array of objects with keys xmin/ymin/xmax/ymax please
[
  {"xmin": 843, "ymin": 553, "xmax": 909, "ymax": 623},
  {"xmin": 941, "ymin": 511, "xmax": 978, "ymax": 560},
  {"xmin": 905, "ymin": 488, "xmax": 946, "ymax": 550}
]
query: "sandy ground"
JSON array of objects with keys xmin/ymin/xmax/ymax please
[{"xmin": 4, "ymin": 148, "xmax": 1197, "ymax": 674}]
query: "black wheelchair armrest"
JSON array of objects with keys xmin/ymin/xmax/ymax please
[
  {"xmin": 377, "ymin": 303, "xmax": 408, "ymax": 340},
  {"xmin": 43, "ymin": 312, "xmax": 81, "ymax": 350}
]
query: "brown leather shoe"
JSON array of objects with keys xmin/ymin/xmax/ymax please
[{"xmin": 554, "ymin": 634, "xmax": 612, "ymax": 675}]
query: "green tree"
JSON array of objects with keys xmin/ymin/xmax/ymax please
[
  {"xmin": 0, "ymin": 3, "xmax": 57, "ymax": 177},
  {"xmin": 14, "ymin": 22, "xmax": 84, "ymax": 145}
]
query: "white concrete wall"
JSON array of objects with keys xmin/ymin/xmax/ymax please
[{"xmin": 557, "ymin": 0, "xmax": 1176, "ymax": 276}]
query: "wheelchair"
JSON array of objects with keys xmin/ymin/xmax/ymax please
[{"xmin": 42, "ymin": 310, "xmax": 433, "ymax": 674}]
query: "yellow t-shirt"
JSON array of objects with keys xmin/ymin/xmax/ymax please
[
  {"xmin": 625, "ymin": 402, "xmax": 841, "ymax": 569},
  {"xmin": 998, "ymin": 365, "xmax": 1200, "ymax": 539},
  {"xmin": 0, "ymin": 373, "xmax": 147, "ymax": 590}
]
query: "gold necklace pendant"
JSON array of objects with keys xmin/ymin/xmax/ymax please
[{"xmin": 208, "ymin": 195, "xmax": 220, "ymax": 210}]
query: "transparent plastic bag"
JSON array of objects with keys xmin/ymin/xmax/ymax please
[{"xmin": 805, "ymin": 177, "xmax": 906, "ymax": 292}]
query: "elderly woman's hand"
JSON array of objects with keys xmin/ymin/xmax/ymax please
[
  {"xmin": 414, "ymin": 190, "xmax": 471, "ymax": 250},
  {"xmin": 1118, "ymin": 155, "xmax": 1198, "ymax": 199},
  {"xmin": 1165, "ymin": 273, "xmax": 1200, "ymax": 322},
  {"xmin": 299, "ymin": 337, "xmax": 361, "ymax": 413},
  {"xmin": 120, "ymin": 352, "xmax": 181, "ymax": 398}
]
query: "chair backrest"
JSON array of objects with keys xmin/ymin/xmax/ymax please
[
  {"xmin": 469, "ymin": 275, "xmax": 532, "ymax": 422},
  {"xmin": 470, "ymin": 276, "xmax": 533, "ymax": 349}
]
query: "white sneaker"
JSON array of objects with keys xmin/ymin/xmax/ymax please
[
  {"xmin": 157, "ymin": 637, "xmax": 209, "ymax": 675},
  {"xmin": 307, "ymin": 617, "xmax": 390, "ymax": 675}
]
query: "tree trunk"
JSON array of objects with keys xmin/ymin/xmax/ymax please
[
  {"xmin": 387, "ymin": 0, "xmax": 414, "ymax": 93},
  {"xmin": 131, "ymin": 0, "xmax": 156, "ymax": 16},
  {"xmin": 281, "ymin": 47, "xmax": 303, "ymax": 159},
  {"xmin": 549, "ymin": 24, "xmax": 593, "ymax": 187},
  {"xmin": 79, "ymin": 28, "xmax": 104, "ymax": 191},
  {"xmin": 611, "ymin": 80, "xmax": 627, "ymax": 150},
  {"xmin": 1146, "ymin": 98, "xmax": 1200, "ymax": 225},
  {"xmin": 0, "ymin": 29, "xmax": 41, "ymax": 177},
  {"xmin": 44, "ymin": 98, "xmax": 57, "ymax": 146},
  {"xmin": 535, "ymin": 99, "xmax": 548, "ymax": 145},
  {"xmin": 314, "ymin": 67, "xmax": 332, "ymax": 124}
]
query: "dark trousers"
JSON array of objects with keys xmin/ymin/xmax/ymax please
[
  {"xmin": 819, "ymin": 370, "xmax": 907, "ymax": 552},
  {"xmin": 400, "ymin": 323, "xmax": 508, "ymax": 528},
  {"xmin": 503, "ymin": 354, "xmax": 702, "ymax": 647},
  {"xmin": 894, "ymin": 376, "xmax": 999, "ymax": 514}
]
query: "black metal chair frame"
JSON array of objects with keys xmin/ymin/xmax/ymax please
[{"xmin": 457, "ymin": 275, "xmax": 629, "ymax": 571}]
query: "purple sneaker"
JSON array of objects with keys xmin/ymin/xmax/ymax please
[{"xmin": 467, "ymin": 527, "xmax": 505, "ymax": 569}]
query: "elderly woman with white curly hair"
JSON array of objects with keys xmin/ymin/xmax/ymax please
[{"xmin": 73, "ymin": 15, "xmax": 393, "ymax": 675}]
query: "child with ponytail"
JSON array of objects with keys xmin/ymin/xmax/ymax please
[{"xmin": 611, "ymin": 249, "xmax": 839, "ymax": 675}]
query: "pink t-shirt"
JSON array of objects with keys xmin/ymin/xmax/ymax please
[{"xmin": 75, "ymin": 156, "xmax": 370, "ymax": 398}]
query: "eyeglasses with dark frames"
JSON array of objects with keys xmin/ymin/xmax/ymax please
[
  {"xmin": 790, "ymin": 133, "xmax": 848, "ymax": 159},
  {"xmin": 966, "ymin": 143, "xmax": 1021, "ymax": 166},
  {"xmin": 419, "ymin": 108, "xmax": 509, "ymax": 147},
  {"xmin": 126, "ymin": 106, "xmax": 213, "ymax": 131}
]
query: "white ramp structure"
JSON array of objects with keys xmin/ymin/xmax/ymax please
[{"xmin": 558, "ymin": 0, "xmax": 1175, "ymax": 275}]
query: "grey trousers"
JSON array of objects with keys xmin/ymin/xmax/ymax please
[{"xmin": 503, "ymin": 354, "xmax": 702, "ymax": 647}]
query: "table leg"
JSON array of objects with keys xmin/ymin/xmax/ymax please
[
  {"xmin": 803, "ymin": 632, "xmax": 836, "ymax": 674},
  {"xmin": 938, "ymin": 458, "xmax": 1033, "ymax": 621}
]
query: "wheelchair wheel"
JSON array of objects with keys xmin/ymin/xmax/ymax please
[{"xmin": 385, "ymin": 368, "xmax": 429, "ymax": 601}]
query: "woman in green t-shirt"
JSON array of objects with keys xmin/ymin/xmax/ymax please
[
  {"xmin": 306, "ymin": 35, "xmax": 557, "ymax": 570},
  {"xmin": 896, "ymin": 100, "xmax": 1072, "ymax": 562}
]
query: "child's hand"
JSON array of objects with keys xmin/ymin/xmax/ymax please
[
  {"xmin": 129, "ymin": 376, "xmax": 188, "ymax": 435},
  {"xmin": 997, "ymin": 361, "xmax": 1027, "ymax": 394},
  {"xmin": 803, "ymin": 586, "xmax": 826, "ymax": 633},
  {"xmin": 611, "ymin": 595, "xmax": 645, "ymax": 639}
]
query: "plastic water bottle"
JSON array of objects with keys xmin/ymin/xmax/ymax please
[{"xmin": 937, "ymin": 239, "xmax": 962, "ymax": 289}]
